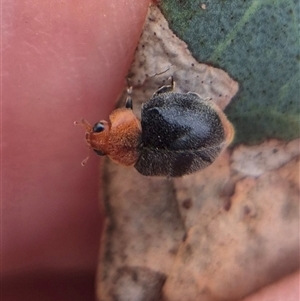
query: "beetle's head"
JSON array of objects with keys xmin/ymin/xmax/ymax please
[
  {"xmin": 75, "ymin": 118, "xmax": 110, "ymax": 165},
  {"xmin": 75, "ymin": 102, "xmax": 141, "ymax": 167}
]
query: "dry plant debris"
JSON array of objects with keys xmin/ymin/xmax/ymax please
[{"xmin": 96, "ymin": 5, "xmax": 299, "ymax": 301}]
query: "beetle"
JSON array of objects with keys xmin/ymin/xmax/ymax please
[{"xmin": 76, "ymin": 78, "xmax": 234, "ymax": 177}]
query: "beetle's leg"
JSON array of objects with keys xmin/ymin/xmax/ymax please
[
  {"xmin": 81, "ymin": 154, "xmax": 90, "ymax": 166},
  {"xmin": 153, "ymin": 76, "xmax": 175, "ymax": 95},
  {"xmin": 187, "ymin": 92, "xmax": 212, "ymax": 102},
  {"xmin": 125, "ymin": 85, "xmax": 133, "ymax": 110}
]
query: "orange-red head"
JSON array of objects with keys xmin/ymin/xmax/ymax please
[{"xmin": 76, "ymin": 107, "xmax": 141, "ymax": 166}]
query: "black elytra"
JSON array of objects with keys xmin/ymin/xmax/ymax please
[{"xmin": 134, "ymin": 92, "xmax": 225, "ymax": 177}]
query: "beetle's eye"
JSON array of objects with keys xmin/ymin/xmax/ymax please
[
  {"xmin": 93, "ymin": 149, "xmax": 106, "ymax": 156},
  {"xmin": 93, "ymin": 122, "xmax": 105, "ymax": 133}
]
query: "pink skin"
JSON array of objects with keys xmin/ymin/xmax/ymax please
[
  {"xmin": 1, "ymin": 0, "xmax": 298, "ymax": 299},
  {"xmin": 241, "ymin": 272, "xmax": 300, "ymax": 301}
]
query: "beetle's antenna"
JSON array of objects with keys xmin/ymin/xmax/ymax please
[{"xmin": 74, "ymin": 119, "xmax": 93, "ymax": 133}]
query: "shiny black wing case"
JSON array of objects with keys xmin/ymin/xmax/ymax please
[{"xmin": 134, "ymin": 92, "xmax": 225, "ymax": 177}]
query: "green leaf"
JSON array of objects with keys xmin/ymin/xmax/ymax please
[{"xmin": 160, "ymin": 0, "xmax": 300, "ymax": 144}]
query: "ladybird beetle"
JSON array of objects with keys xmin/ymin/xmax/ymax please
[{"xmin": 76, "ymin": 78, "xmax": 234, "ymax": 177}]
